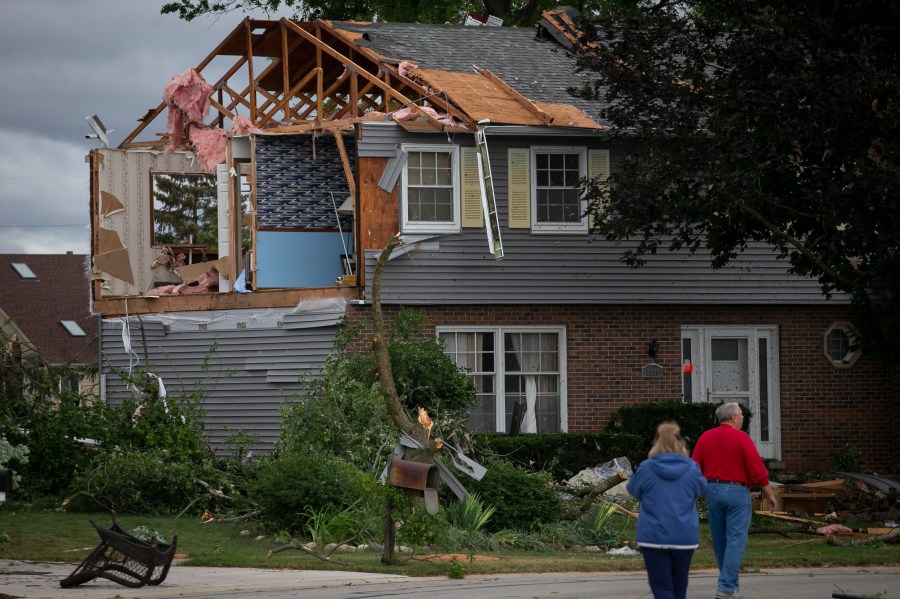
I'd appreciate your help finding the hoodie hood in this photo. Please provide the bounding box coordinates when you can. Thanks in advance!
[647,453,695,481]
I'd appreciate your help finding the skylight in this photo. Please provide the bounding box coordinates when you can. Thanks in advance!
[11,263,36,279]
[61,320,87,337]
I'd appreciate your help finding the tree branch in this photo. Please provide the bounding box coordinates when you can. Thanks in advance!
[738,200,856,289]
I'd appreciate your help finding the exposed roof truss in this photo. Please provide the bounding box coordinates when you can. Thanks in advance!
[121,18,479,148]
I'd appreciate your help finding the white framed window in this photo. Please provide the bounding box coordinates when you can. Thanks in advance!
[823,321,860,367]
[531,146,588,233]
[58,373,80,394]
[400,144,460,233]
[439,326,567,434]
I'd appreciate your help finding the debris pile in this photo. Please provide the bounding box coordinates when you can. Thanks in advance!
[752,473,899,546]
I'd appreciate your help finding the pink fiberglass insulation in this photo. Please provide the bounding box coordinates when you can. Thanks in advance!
[391,105,461,128]
[148,267,219,296]
[189,126,227,173]
[398,61,419,78]
[231,114,262,136]
[189,115,262,173]
[163,68,213,152]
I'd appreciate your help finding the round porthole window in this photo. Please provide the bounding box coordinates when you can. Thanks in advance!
[823,322,860,367]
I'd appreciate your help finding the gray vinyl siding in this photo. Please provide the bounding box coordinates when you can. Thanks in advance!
[360,124,843,306]
[100,307,341,454]
[364,235,835,304]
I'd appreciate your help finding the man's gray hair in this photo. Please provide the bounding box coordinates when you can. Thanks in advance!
[716,402,742,423]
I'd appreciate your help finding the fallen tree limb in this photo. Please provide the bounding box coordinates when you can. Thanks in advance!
[205,510,261,523]
[826,528,900,547]
[569,473,630,516]
[266,543,351,566]
[749,528,819,537]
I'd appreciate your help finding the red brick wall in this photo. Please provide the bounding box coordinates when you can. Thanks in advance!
[345,303,894,471]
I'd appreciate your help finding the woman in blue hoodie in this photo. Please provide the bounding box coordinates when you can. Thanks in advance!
[626,422,708,599]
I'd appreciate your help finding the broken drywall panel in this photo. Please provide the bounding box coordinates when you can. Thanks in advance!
[100,191,125,217]
[94,149,220,298]
[94,227,135,285]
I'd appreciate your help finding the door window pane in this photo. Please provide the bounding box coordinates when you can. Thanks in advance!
[758,343,769,441]
[711,338,749,392]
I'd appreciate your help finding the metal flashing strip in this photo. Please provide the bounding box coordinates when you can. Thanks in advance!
[122,308,296,333]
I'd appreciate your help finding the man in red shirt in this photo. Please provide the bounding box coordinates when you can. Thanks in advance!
[692,402,777,599]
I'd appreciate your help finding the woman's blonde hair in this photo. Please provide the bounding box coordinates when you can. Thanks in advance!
[648,421,688,457]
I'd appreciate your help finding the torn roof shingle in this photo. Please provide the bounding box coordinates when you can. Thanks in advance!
[330,21,606,124]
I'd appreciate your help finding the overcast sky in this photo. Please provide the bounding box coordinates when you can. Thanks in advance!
[0,0,290,255]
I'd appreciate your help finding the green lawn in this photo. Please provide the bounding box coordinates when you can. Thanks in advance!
[1,506,897,576]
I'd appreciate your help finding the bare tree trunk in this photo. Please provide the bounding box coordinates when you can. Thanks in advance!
[371,234,424,445]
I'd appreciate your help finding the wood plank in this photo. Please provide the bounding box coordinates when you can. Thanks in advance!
[331,129,356,201]
[753,511,828,526]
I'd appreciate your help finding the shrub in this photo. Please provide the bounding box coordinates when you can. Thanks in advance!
[474,432,643,481]
[580,500,622,548]
[69,448,205,515]
[445,528,498,551]
[385,308,476,422]
[394,492,450,548]
[279,361,395,473]
[605,401,754,463]
[464,459,562,531]
[248,454,372,532]
[446,492,495,532]
[491,528,550,551]
[303,501,379,545]
[0,435,29,490]
[530,520,583,549]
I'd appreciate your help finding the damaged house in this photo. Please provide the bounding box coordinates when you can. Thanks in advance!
[89,10,897,470]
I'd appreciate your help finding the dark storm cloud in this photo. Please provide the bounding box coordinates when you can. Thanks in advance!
[0,0,286,253]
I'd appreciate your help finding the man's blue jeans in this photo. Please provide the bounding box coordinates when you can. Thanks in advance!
[706,482,751,593]
[640,546,694,599]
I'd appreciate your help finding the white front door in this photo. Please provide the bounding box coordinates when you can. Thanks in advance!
[682,326,781,460]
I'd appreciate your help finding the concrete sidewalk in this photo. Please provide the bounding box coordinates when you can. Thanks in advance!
[0,560,413,599]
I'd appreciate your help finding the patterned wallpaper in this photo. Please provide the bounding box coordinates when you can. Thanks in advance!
[255,134,355,230]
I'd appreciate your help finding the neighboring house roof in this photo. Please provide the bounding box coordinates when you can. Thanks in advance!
[0,253,98,365]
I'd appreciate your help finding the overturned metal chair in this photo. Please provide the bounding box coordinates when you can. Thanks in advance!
[60,518,177,588]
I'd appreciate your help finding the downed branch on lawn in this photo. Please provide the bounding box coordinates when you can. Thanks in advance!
[826,527,900,547]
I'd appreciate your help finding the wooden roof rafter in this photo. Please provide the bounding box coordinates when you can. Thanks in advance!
[315,20,476,129]
[119,18,258,148]
[119,16,498,149]
[280,20,449,131]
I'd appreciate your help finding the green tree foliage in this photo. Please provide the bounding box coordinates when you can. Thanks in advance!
[577,0,900,359]
[152,173,217,247]
[161,0,627,27]
[278,310,476,472]
[0,329,106,499]
[1,326,222,509]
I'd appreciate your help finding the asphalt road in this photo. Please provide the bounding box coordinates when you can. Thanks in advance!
[2,561,898,599]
